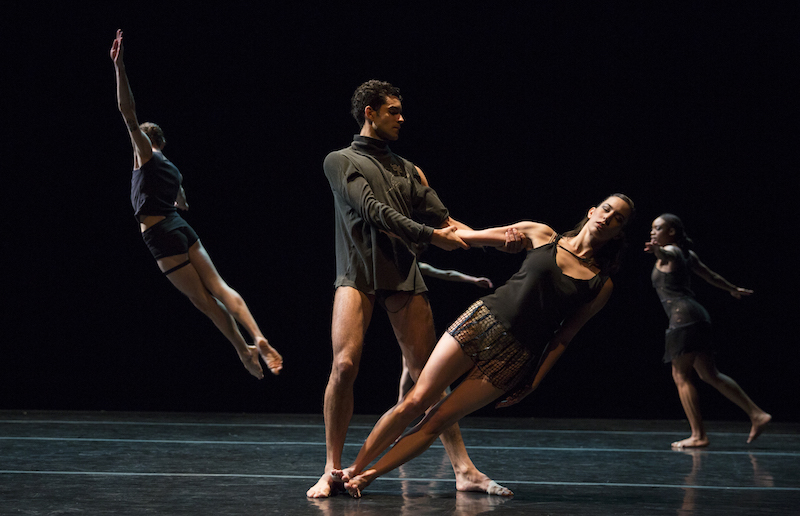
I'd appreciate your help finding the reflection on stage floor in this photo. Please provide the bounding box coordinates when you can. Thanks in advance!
[1,411,798,515]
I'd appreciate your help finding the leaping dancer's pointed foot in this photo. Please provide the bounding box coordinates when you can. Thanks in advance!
[748,413,772,444]
[239,345,264,379]
[255,337,283,375]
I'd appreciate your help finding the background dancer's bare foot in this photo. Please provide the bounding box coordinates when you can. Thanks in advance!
[748,412,772,443]
[256,337,283,375]
[671,436,709,449]
[456,471,513,496]
[238,345,264,379]
[307,472,343,498]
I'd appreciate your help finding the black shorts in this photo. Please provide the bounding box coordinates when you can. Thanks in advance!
[141,215,199,260]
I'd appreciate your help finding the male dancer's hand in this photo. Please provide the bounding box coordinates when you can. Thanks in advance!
[431,226,469,251]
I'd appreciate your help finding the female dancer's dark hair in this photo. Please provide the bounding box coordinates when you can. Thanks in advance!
[657,213,694,251]
[563,193,635,274]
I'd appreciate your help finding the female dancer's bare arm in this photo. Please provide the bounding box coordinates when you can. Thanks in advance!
[458,222,554,249]
[644,242,679,263]
[689,250,753,299]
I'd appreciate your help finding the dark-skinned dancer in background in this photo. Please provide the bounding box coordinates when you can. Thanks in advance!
[646,213,770,448]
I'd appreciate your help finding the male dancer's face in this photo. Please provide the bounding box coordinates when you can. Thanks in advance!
[368,96,404,141]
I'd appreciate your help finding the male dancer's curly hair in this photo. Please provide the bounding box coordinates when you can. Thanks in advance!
[351,80,402,126]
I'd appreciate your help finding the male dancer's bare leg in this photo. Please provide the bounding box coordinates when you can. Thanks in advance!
[387,293,508,494]
[306,287,373,498]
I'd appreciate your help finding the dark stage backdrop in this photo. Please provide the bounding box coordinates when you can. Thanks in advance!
[3,3,797,422]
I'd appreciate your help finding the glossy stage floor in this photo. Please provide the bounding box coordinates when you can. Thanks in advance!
[1,411,798,515]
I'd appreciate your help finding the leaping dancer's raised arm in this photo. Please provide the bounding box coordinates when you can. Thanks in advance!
[110,29,153,169]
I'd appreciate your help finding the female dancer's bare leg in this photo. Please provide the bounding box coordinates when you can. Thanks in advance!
[344,372,509,498]
[671,352,708,448]
[335,333,475,480]
[692,352,771,443]
[333,333,511,497]
[387,294,502,494]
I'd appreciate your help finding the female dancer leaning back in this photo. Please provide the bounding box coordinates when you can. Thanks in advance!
[646,213,770,448]
[334,193,635,497]
[110,30,282,379]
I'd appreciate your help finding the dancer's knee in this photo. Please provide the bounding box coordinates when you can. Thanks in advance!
[396,393,432,421]
[421,409,457,437]
[187,290,220,316]
[671,361,694,386]
[330,354,360,386]
[696,368,723,386]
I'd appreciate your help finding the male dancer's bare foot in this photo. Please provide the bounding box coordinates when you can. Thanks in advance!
[341,468,512,498]
[307,472,344,498]
[238,345,264,379]
[748,412,772,443]
[255,336,283,375]
[671,436,709,449]
[455,470,513,496]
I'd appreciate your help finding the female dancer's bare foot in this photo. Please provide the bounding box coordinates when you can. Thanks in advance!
[238,345,264,379]
[330,467,356,483]
[748,412,772,443]
[255,337,283,375]
[344,470,377,498]
[671,436,709,449]
[456,471,513,496]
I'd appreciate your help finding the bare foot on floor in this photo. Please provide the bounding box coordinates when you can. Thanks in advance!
[748,412,772,443]
[344,470,376,498]
[671,436,709,449]
[255,337,283,375]
[307,472,344,498]
[330,467,356,483]
[456,471,513,496]
[238,345,264,379]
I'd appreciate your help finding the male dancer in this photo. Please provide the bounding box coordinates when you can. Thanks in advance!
[307,80,511,498]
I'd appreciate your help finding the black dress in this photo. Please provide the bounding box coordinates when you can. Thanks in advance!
[651,249,712,362]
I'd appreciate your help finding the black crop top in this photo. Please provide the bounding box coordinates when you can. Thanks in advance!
[131,152,181,218]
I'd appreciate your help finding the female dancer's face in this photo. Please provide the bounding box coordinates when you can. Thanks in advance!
[650,217,675,245]
[587,196,631,241]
